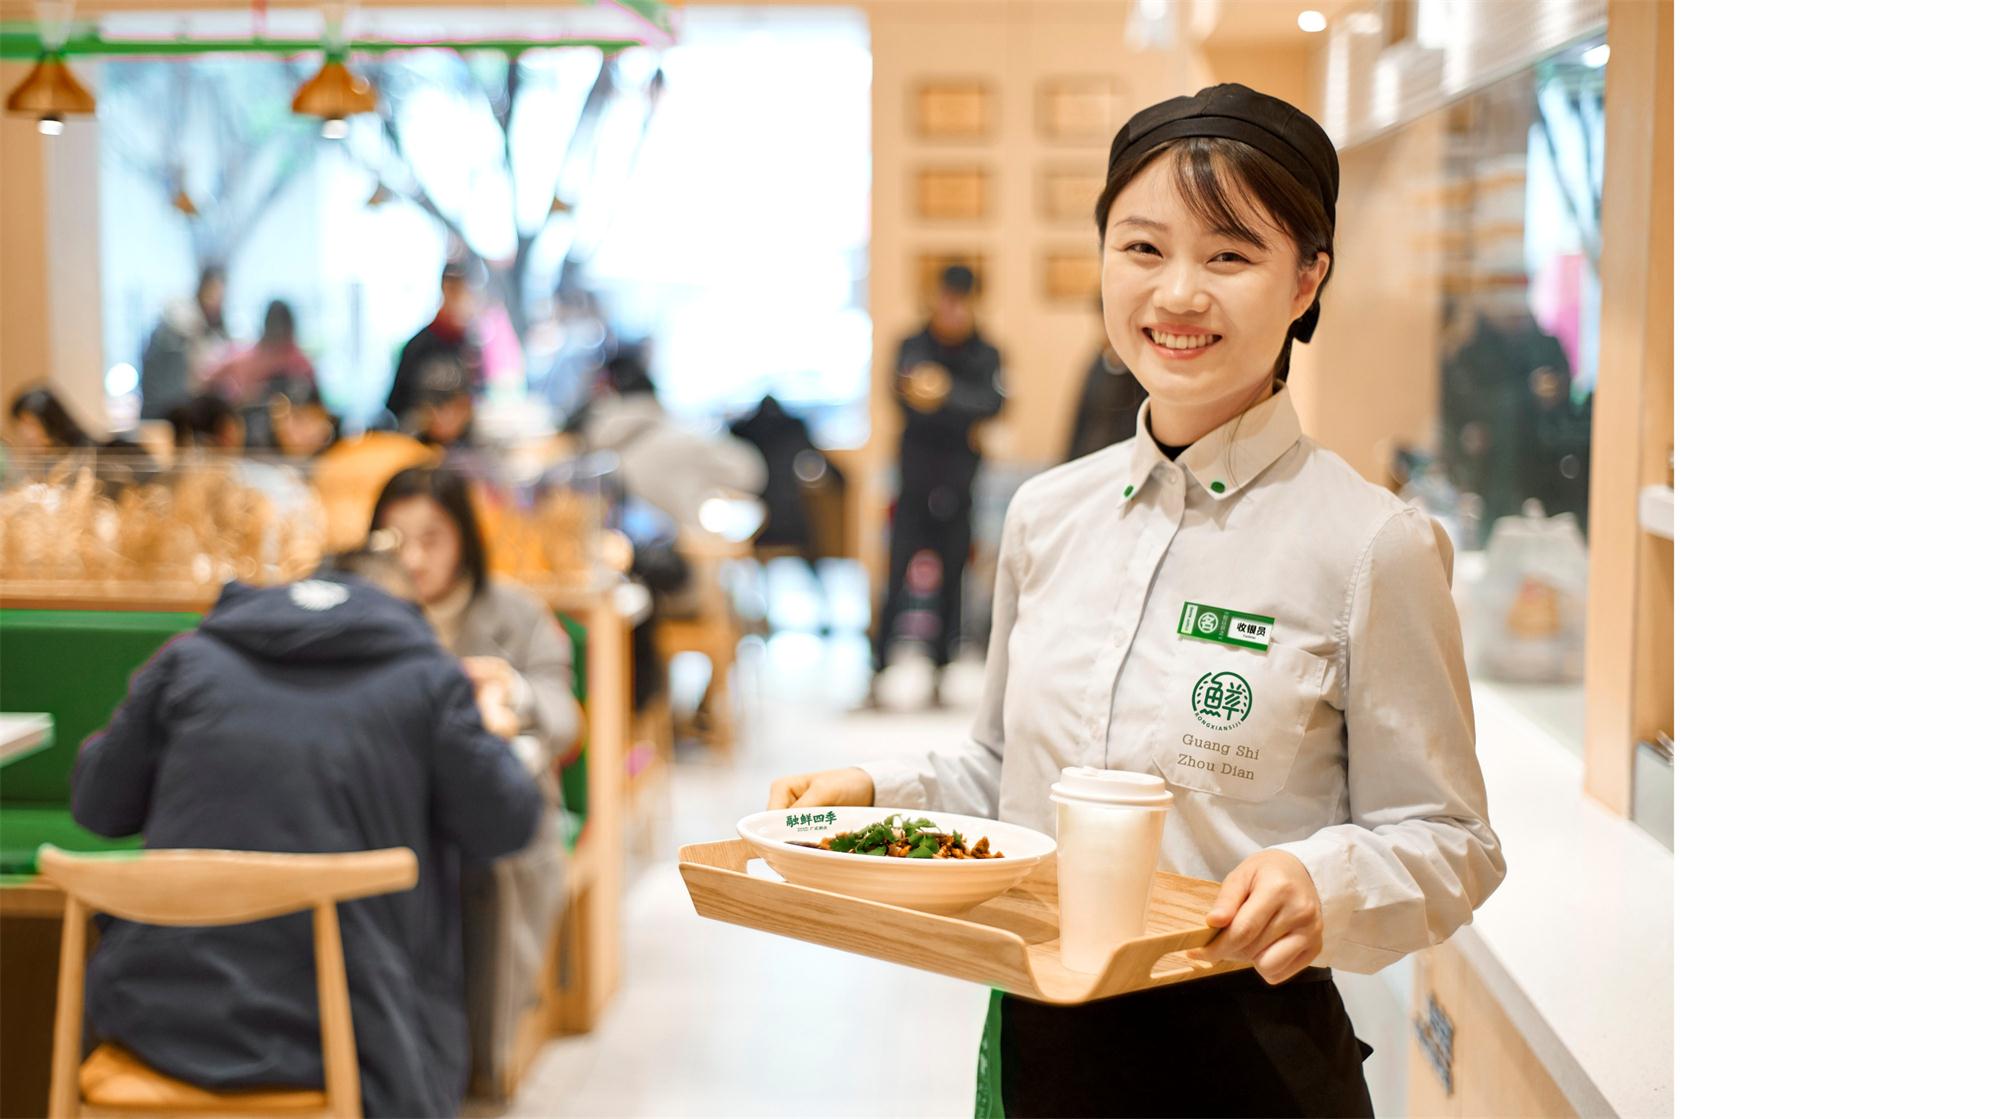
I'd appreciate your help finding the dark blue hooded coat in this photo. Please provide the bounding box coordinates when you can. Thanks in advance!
[70,575,543,1118]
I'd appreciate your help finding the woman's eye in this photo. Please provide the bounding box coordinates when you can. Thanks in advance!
[1123,242,1160,256]
[1213,251,1249,264]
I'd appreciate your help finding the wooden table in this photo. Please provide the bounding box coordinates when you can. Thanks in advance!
[0,713,53,765]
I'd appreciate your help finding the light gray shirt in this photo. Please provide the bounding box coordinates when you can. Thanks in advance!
[863,386,1505,973]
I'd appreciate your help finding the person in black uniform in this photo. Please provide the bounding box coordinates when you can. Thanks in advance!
[864,264,1005,707]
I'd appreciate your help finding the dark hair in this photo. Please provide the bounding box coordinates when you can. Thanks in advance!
[168,394,241,448]
[1094,136,1335,382]
[196,264,227,294]
[319,541,415,601]
[368,466,490,595]
[939,264,978,296]
[9,387,94,448]
[261,300,296,346]
[602,350,656,397]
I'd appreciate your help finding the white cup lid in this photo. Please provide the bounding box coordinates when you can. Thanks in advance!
[1050,766,1173,808]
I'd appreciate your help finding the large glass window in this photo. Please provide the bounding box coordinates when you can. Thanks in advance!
[94,7,872,444]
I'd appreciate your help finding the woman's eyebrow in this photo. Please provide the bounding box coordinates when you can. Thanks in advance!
[1115,216,1169,231]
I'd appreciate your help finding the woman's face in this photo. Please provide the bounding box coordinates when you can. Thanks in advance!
[1100,156,1328,436]
[9,414,52,451]
[274,404,333,457]
[378,496,464,605]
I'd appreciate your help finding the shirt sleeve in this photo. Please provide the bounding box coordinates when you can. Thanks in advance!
[71,640,184,838]
[859,500,1022,816]
[1272,506,1506,974]
[513,602,581,763]
[429,664,545,862]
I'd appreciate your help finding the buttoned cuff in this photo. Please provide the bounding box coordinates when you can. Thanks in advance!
[857,758,930,810]
[1270,835,1408,975]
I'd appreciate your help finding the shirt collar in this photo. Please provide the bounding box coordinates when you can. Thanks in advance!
[1119,385,1304,505]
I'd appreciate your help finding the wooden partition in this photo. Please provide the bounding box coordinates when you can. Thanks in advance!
[1583,0,1675,814]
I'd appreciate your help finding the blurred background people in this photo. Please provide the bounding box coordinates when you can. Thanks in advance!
[246,376,338,459]
[204,299,316,407]
[369,466,579,1097]
[729,392,846,573]
[1063,324,1148,462]
[139,264,229,421]
[166,394,245,453]
[7,386,97,453]
[68,548,543,1119]
[384,260,487,424]
[864,264,1004,708]
[570,348,767,534]
[402,354,479,449]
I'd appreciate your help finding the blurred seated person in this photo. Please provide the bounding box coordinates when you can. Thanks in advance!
[167,393,245,453]
[370,466,579,1095]
[399,355,477,449]
[7,385,97,452]
[246,376,337,460]
[571,349,766,533]
[70,545,543,1119]
[728,393,845,568]
[383,260,485,424]
[204,299,315,406]
[139,264,229,421]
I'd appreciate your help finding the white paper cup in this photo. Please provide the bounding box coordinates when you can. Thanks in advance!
[1049,767,1173,973]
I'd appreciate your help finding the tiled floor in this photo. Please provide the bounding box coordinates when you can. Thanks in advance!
[505,612,994,1117]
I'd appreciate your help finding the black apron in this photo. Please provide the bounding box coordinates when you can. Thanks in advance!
[980,966,1374,1118]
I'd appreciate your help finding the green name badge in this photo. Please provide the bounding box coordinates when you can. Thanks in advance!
[1176,601,1274,651]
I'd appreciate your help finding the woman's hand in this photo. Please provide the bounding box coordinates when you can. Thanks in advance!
[1189,849,1325,984]
[474,682,522,740]
[767,767,876,811]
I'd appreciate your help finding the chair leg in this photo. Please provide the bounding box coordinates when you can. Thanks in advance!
[313,903,363,1119]
[46,896,86,1119]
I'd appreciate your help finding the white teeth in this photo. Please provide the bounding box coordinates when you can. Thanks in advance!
[1148,329,1217,350]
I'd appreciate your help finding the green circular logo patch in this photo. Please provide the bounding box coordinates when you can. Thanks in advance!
[1191,670,1253,731]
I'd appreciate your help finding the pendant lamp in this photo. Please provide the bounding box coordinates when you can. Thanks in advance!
[6,53,94,135]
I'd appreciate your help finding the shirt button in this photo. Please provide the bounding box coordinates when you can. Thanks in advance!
[1210,480,1226,493]
[1122,484,1134,498]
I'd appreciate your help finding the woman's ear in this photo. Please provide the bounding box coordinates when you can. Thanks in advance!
[1294,251,1332,319]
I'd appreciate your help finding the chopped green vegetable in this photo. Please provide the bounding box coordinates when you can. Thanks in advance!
[787,813,1005,860]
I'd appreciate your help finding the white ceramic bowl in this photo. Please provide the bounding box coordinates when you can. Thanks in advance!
[738,806,1056,915]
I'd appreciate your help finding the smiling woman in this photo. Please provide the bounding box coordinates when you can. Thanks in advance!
[768,82,1503,1119]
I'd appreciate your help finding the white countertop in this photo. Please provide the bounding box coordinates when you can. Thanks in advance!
[0,712,54,765]
[1458,684,1674,1118]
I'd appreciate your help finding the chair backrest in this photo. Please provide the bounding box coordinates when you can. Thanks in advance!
[43,847,417,1119]
[37,847,417,925]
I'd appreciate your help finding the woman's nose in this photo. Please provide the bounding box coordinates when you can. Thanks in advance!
[1153,260,1210,314]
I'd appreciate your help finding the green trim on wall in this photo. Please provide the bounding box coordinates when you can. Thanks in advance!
[0,29,650,61]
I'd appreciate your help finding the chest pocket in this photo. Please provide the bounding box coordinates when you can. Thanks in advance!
[1147,638,1333,802]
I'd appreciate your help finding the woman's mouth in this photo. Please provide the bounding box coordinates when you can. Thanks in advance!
[1144,327,1221,359]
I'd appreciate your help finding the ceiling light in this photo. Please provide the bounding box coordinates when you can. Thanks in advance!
[1298,11,1328,33]
[1583,43,1610,68]
[6,54,95,132]
[294,56,375,132]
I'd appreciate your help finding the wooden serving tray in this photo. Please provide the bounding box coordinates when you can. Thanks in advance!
[678,839,1248,1005]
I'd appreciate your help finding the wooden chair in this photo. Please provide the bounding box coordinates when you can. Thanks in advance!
[39,846,419,1119]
